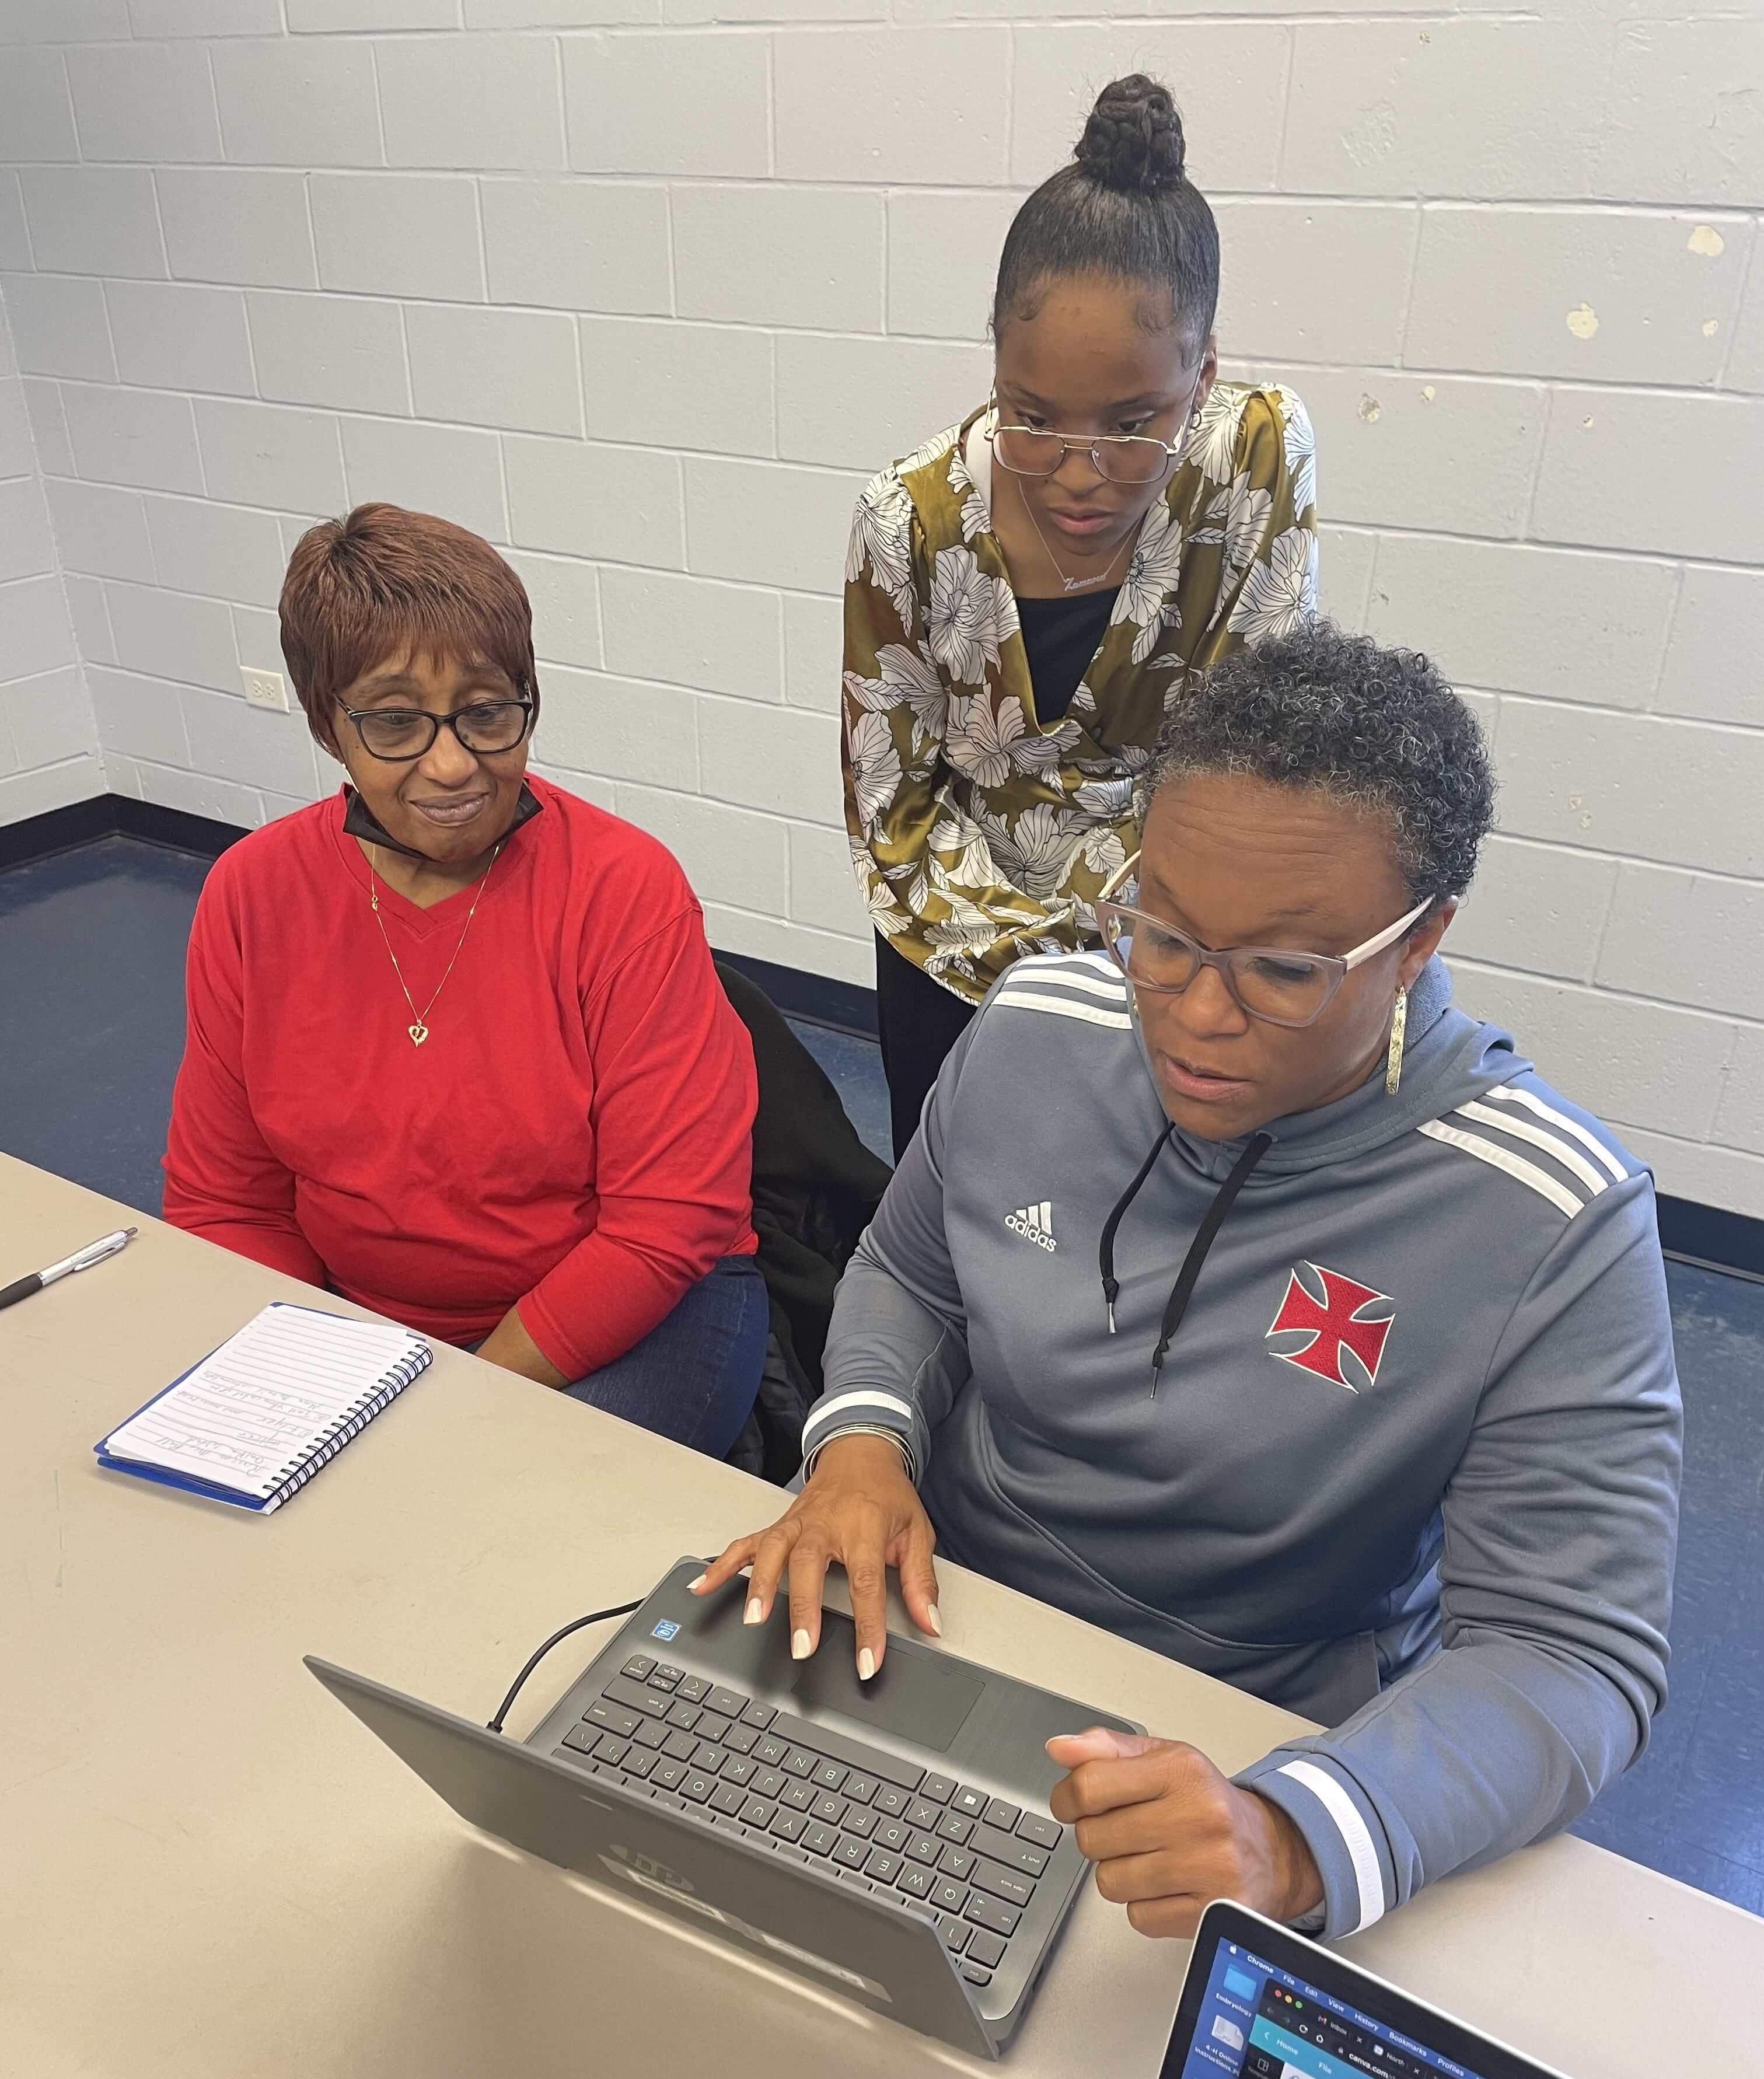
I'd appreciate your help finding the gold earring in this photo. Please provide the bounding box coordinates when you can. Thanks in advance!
[1384,984,1409,1098]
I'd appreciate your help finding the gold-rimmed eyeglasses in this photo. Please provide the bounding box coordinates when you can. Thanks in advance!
[984,377,1204,485]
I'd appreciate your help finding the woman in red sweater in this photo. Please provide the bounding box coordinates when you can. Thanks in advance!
[162,503,766,1456]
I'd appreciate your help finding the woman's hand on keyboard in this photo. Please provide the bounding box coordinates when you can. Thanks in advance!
[691,1435,942,1682]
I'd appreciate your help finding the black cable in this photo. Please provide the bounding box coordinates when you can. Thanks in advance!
[486,1599,644,1735]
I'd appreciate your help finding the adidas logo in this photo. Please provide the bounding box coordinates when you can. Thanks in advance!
[1005,1200,1057,1252]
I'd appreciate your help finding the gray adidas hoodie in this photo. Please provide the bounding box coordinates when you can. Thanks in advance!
[805,951,1681,1941]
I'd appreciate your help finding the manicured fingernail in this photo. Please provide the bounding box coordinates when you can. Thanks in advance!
[688,1573,707,1592]
[857,1648,876,1682]
[745,1597,763,1625]
[926,1605,943,1637]
[792,1628,812,1660]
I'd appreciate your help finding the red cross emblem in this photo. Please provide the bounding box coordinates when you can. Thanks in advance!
[1266,1263,1395,1393]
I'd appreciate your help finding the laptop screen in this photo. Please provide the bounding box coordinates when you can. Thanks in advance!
[1161,1904,1563,2079]
[1172,1935,1490,2079]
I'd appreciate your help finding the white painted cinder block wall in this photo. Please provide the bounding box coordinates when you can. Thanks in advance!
[0,2,1760,1215]
[0,291,101,817]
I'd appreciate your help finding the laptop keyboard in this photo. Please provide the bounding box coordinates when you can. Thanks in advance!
[554,1653,1066,1991]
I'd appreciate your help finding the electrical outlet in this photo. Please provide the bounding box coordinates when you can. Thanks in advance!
[242,666,290,713]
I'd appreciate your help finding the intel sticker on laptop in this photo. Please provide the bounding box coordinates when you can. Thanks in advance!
[651,1619,681,1641]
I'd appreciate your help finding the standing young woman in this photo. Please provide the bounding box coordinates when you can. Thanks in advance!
[843,74,1318,1154]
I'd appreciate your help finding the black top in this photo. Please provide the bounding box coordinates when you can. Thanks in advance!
[1017,586,1120,726]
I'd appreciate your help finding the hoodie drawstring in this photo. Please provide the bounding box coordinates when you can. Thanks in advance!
[1098,1127,1274,1397]
[1098,1123,1173,1334]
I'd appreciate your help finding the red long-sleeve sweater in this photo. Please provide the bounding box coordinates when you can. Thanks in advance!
[162,778,758,1378]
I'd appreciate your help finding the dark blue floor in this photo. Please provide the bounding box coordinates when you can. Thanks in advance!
[5,836,1762,1916]
[0,838,213,1214]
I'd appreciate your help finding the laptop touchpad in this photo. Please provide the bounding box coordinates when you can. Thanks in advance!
[791,1607,983,1752]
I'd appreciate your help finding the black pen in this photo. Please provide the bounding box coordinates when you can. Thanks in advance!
[0,1226,138,1311]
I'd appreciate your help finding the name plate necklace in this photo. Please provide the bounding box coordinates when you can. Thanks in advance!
[1014,467,1144,596]
[368,840,504,1046]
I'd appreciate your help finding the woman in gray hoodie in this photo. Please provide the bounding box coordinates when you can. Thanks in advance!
[696,622,1681,1948]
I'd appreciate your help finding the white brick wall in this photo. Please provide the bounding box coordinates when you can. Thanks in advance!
[0,5,1759,1215]
[106,280,255,395]
[0,301,102,823]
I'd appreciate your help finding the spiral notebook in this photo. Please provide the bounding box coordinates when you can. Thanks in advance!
[94,1301,432,1514]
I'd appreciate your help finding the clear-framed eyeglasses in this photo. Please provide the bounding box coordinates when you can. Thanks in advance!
[1093,852,1433,1029]
[984,375,1204,487]
[339,698,533,763]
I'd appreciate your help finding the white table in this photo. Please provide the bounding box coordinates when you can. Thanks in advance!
[3,1153,1758,2077]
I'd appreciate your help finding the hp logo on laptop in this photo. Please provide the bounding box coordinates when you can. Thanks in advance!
[651,1619,681,1641]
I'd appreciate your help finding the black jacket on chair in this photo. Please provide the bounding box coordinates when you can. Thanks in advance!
[716,963,893,1484]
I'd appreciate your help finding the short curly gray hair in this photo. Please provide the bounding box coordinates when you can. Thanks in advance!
[1144,621,1496,904]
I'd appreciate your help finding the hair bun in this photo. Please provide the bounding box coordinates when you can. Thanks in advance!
[1075,74,1186,192]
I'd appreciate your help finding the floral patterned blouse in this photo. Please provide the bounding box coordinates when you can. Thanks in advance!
[841,382,1318,1004]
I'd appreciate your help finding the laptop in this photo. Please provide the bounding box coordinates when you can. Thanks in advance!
[1162,1900,1575,2079]
[306,1554,1141,2060]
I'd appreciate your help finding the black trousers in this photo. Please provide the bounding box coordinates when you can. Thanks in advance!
[874,934,978,1160]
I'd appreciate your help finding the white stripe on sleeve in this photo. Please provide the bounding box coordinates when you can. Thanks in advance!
[800,1389,918,1447]
[1417,1119,1585,1218]
[1454,1100,1611,1199]
[1486,1084,1627,1182]
[1007,969,1130,1003]
[1033,951,1123,980]
[1277,1759,1388,1934]
[995,990,1133,1030]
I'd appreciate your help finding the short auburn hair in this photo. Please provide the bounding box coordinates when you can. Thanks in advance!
[279,503,537,755]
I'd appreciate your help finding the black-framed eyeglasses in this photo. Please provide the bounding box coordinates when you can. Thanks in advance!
[340,698,533,762]
[1093,852,1433,1029]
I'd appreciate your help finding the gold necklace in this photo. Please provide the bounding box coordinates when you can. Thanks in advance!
[1015,474,1140,596]
[1004,385,1204,595]
[366,841,503,1046]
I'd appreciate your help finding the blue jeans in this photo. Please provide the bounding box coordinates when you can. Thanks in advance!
[558,1255,767,1458]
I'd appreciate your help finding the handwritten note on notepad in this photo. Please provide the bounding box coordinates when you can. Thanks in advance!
[96,1302,432,1512]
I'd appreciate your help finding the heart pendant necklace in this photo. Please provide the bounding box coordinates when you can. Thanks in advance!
[368,840,504,1047]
